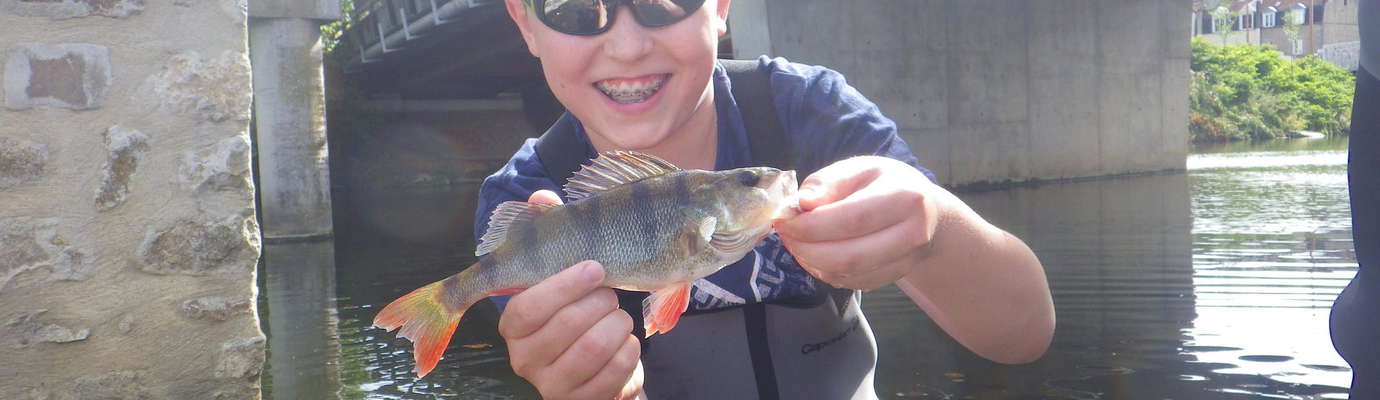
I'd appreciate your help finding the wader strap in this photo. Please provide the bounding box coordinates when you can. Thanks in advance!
[744,303,781,400]
[719,59,796,173]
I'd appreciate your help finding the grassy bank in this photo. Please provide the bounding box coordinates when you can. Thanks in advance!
[1189,37,1355,143]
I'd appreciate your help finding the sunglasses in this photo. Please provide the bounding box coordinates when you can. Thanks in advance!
[528,0,709,36]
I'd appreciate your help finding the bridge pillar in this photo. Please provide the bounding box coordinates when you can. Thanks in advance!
[249,0,340,240]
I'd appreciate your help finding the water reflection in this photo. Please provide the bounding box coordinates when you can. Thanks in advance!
[260,139,1355,399]
[330,187,536,399]
[868,172,1197,399]
[262,241,344,399]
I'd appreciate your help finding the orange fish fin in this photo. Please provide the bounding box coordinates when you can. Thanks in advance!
[373,278,472,378]
[641,282,692,338]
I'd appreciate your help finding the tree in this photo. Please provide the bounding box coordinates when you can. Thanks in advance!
[1206,0,1237,45]
[1282,8,1302,56]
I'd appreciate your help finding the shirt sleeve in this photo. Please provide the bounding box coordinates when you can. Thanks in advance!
[761,56,937,183]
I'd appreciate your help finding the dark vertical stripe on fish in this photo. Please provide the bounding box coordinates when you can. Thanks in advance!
[515,219,542,279]
[476,256,498,291]
[440,274,464,310]
[672,172,691,206]
[582,197,603,260]
[630,181,658,262]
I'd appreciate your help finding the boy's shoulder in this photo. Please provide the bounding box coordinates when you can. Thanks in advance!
[740,56,929,181]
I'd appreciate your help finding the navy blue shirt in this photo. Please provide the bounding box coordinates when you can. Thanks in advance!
[475,56,934,311]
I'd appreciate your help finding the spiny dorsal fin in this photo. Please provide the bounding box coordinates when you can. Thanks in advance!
[564,151,680,201]
[477,201,557,256]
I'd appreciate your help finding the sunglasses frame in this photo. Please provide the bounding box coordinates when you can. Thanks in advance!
[529,0,709,36]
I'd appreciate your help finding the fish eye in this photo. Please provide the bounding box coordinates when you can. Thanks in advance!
[736,170,760,187]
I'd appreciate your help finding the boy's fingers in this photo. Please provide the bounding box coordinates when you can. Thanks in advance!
[510,288,620,374]
[499,260,604,339]
[796,159,879,211]
[777,187,911,243]
[528,189,564,205]
[544,308,635,390]
[780,219,925,290]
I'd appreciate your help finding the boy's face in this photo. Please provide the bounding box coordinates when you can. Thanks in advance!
[505,0,732,151]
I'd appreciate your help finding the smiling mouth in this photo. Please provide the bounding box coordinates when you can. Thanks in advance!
[594,74,669,104]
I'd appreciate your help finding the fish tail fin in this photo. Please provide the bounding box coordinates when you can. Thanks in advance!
[373,269,479,378]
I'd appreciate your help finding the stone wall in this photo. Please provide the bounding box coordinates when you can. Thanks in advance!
[730,0,1191,185]
[0,0,262,397]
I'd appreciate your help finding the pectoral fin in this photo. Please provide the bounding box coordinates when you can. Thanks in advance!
[642,282,692,337]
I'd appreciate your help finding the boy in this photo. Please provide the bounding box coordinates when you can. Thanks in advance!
[478,0,1055,398]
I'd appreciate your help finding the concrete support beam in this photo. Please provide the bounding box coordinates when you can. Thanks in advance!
[727,0,774,58]
[758,0,1190,185]
[250,17,334,240]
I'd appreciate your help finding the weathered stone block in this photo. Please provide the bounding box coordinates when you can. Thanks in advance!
[4,310,89,347]
[1,218,90,293]
[95,126,149,211]
[180,296,250,321]
[116,312,134,334]
[4,44,111,110]
[0,137,49,189]
[180,136,251,194]
[215,336,264,379]
[1,0,142,19]
[136,216,259,275]
[149,51,252,122]
[69,371,149,399]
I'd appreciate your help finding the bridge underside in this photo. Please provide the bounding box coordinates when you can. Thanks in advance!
[338,1,540,100]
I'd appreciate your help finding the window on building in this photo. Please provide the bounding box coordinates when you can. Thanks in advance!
[1314,5,1325,23]
[1263,7,1277,28]
[1292,4,1307,25]
[1293,39,1304,55]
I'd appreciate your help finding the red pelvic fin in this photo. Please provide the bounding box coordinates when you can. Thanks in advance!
[642,282,692,338]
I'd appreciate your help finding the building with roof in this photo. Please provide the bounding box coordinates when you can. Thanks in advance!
[1192,0,1361,69]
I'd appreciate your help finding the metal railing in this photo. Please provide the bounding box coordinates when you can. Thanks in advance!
[344,0,499,64]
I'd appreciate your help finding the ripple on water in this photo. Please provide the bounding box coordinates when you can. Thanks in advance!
[1238,355,1295,363]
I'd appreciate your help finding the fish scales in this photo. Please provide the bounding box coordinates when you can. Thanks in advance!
[481,171,722,291]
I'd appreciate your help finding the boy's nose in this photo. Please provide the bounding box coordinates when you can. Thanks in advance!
[601,5,653,62]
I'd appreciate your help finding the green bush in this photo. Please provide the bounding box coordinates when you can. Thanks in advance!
[1189,37,1355,142]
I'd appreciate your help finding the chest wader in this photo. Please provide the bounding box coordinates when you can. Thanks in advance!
[534,59,879,400]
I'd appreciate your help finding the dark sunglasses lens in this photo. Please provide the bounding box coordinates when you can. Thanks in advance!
[541,0,610,34]
[630,0,702,26]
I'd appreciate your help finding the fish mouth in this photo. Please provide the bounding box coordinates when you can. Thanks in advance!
[767,170,800,220]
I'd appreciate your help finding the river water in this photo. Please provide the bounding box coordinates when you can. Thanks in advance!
[259,137,1355,399]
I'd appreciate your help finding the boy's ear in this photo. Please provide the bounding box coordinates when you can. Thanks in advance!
[714,0,732,36]
[505,0,542,58]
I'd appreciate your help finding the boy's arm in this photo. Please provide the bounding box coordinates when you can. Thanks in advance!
[774,156,1054,364]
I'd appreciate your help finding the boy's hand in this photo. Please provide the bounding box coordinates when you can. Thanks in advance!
[497,191,645,400]
[774,156,944,290]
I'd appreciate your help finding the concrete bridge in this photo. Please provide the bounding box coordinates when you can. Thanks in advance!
[329,0,1189,193]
